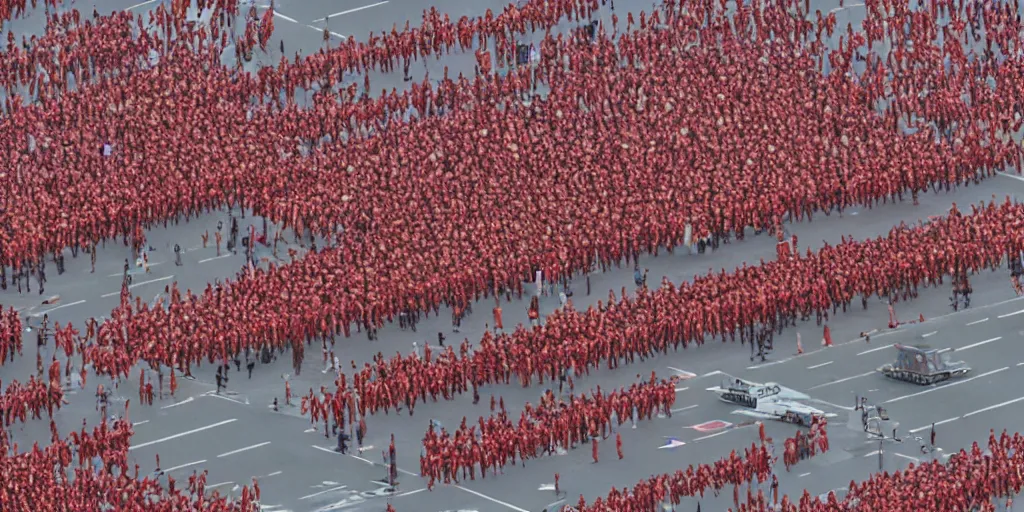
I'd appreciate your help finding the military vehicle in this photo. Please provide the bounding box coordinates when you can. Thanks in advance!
[876,344,970,385]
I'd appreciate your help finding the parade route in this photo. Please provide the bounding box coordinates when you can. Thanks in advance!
[2,0,1024,510]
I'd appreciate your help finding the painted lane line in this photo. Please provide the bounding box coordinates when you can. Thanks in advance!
[314,1,389,22]
[300,485,348,500]
[31,300,87,317]
[966,318,989,326]
[799,472,812,477]
[962,396,1024,418]
[671,404,699,413]
[273,11,299,23]
[305,24,347,39]
[101,275,174,297]
[130,419,237,450]
[161,397,194,409]
[163,460,207,473]
[693,430,734,442]
[455,485,530,512]
[1018,362,1024,367]
[204,393,248,405]
[807,361,833,370]
[921,331,938,338]
[864,450,881,457]
[396,488,427,498]
[199,254,232,264]
[747,357,793,370]
[217,441,271,458]
[809,371,874,390]
[885,367,1009,404]
[674,387,689,392]
[207,481,234,489]
[998,171,1024,183]
[997,308,1024,319]
[829,2,864,13]
[667,367,698,379]
[126,0,157,10]
[893,453,920,463]
[958,337,1002,351]
[265,471,283,477]
[857,344,893,356]
[132,420,149,426]
[909,417,961,434]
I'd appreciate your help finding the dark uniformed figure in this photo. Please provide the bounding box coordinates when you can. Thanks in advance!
[215,367,224,394]
[246,360,255,379]
[174,244,182,266]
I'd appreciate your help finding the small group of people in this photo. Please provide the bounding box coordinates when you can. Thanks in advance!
[569,439,777,511]
[0,307,22,365]
[419,378,677,488]
[782,418,829,471]
[0,412,261,511]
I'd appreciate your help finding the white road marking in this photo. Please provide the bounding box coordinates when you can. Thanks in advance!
[884,367,1009,404]
[799,472,811,477]
[809,371,874,390]
[304,24,347,39]
[129,419,237,450]
[958,337,1002,351]
[396,488,427,497]
[160,397,194,409]
[966,318,989,326]
[314,1,388,22]
[749,358,794,370]
[830,2,864,13]
[667,367,697,379]
[864,450,881,457]
[107,262,165,277]
[349,453,376,465]
[538,484,555,491]
[857,344,893,356]
[199,254,232,264]
[300,485,348,500]
[1018,362,1024,367]
[455,485,530,512]
[909,417,961,434]
[30,300,87,317]
[671,404,699,413]
[674,387,689,392]
[217,441,271,458]
[204,393,248,405]
[808,399,855,411]
[132,420,149,426]
[304,428,317,433]
[163,460,207,473]
[693,430,734,442]
[997,308,1024,319]
[893,453,920,463]
[265,471,283,477]
[807,361,833,369]
[998,171,1024,183]
[702,371,724,378]
[962,396,1024,418]
[101,275,174,297]
[125,0,157,10]
[274,11,299,23]
[921,331,938,338]
[207,481,234,489]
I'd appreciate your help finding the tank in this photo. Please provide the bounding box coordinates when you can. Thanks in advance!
[877,344,970,385]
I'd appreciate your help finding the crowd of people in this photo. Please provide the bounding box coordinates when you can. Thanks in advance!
[0,306,21,365]
[1,0,1024,509]
[419,378,676,487]
[77,198,1024,419]
[0,355,64,426]
[0,413,261,511]
[568,436,783,511]
[4,0,1021,339]
[782,418,828,471]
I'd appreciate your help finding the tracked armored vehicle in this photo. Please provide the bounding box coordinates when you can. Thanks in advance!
[877,344,970,385]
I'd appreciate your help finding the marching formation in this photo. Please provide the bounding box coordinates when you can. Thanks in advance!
[1,0,1024,508]
[420,378,677,487]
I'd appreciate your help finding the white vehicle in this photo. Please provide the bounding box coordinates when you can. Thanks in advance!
[708,376,810,409]
[731,399,836,426]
